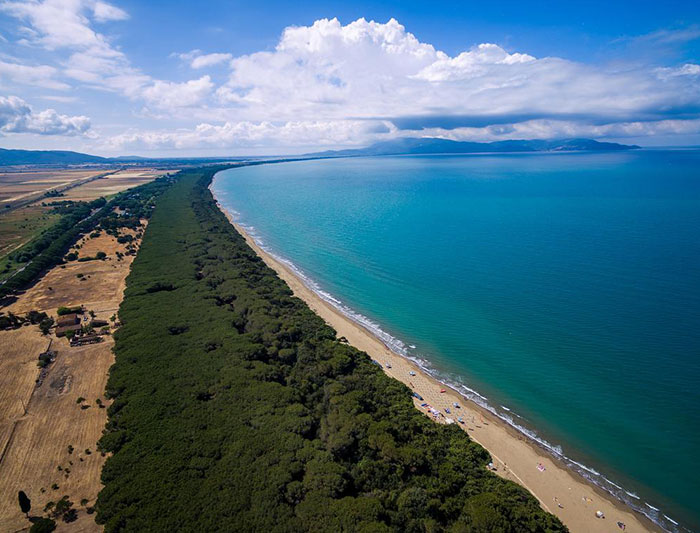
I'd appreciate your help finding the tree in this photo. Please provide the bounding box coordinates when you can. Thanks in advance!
[30,518,56,533]
[18,490,31,517]
[39,317,54,335]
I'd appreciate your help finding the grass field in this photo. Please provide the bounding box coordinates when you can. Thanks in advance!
[0,205,60,258]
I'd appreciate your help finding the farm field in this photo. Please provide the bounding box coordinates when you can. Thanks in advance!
[0,226,145,532]
[0,205,60,258]
[0,170,112,206]
[59,169,173,201]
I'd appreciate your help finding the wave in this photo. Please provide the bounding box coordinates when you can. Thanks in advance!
[211,184,687,533]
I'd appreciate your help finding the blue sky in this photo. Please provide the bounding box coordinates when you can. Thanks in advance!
[0,0,699,156]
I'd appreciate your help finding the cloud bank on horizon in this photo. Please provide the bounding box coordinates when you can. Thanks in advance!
[0,0,699,154]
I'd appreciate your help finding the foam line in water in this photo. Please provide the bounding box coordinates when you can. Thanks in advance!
[212,187,687,533]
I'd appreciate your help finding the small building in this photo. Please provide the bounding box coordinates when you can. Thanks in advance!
[56,314,79,327]
[55,324,81,337]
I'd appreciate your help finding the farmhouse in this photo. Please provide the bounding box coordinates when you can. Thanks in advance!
[56,313,80,327]
[55,324,81,337]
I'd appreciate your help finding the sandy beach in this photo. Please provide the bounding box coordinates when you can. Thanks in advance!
[216,200,662,533]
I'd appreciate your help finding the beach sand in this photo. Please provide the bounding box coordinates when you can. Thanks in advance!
[218,203,661,533]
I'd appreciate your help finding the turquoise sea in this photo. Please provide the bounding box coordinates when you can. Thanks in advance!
[212,150,700,532]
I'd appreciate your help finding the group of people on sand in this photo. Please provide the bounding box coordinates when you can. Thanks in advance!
[411,377,631,532]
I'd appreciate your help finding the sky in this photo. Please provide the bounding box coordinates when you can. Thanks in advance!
[0,0,699,156]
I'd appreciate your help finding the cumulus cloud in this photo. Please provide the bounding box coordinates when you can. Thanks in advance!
[413,43,535,82]
[0,95,90,135]
[141,76,214,107]
[215,17,700,128]
[2,9,700,150]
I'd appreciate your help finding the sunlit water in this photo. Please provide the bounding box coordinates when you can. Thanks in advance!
[212,150,700,531]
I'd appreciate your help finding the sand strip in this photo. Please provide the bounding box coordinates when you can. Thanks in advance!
[217,201,662,533]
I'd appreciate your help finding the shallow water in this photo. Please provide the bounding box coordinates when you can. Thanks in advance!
[212,150,700,531]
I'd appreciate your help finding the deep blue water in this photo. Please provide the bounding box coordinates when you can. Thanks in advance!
[212,150,700,531]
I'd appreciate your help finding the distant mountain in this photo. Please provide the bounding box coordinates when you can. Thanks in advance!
[1,138,640,166]
[0,148,108,166]
[110,155,148,161]
[308,138,640,157]
[0,148,249,167]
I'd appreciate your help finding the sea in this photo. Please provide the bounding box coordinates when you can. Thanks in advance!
[211,149,700,532]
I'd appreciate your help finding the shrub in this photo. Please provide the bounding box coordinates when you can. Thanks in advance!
[57,306,82,316]
[30,518,56,533]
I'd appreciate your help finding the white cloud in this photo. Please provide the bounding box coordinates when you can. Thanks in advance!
[178,50,232,69]
[413,118,700,142]
[92,0,128,22]
[1,0,113,49]
[212,17,700,129]
[1,10,700,151]
[414,43,535,82]
[0,58,69,89]
[0,95,90,135]
[656,63,700,79]
[1,0,211,111]
[39,94,78,102]
[141,76,214,107]
[102,119,394,151]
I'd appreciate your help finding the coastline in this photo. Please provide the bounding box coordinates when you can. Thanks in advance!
[213,194,663,533]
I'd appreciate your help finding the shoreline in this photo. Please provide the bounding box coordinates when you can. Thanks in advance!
[212,194,664,533]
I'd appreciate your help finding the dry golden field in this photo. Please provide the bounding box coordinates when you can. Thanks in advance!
[0,226,145,532]
[0,170,111,205]
[58,169,171,201]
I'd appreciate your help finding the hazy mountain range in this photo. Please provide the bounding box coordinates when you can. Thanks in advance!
[0,138,639,166]
[307,137,640,157]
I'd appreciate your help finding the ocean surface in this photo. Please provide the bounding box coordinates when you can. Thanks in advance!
[212,150,700,532]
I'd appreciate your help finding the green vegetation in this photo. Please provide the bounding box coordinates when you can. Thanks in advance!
[29,517,56,533]
[0,198,105,288]
[0,176,174,298]
[57,306,82,316]
[97,168,565,532]
[0,309,52,334]
[0,205,59,263]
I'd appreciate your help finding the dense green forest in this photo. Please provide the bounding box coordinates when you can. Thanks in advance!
[96,167,567,532]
